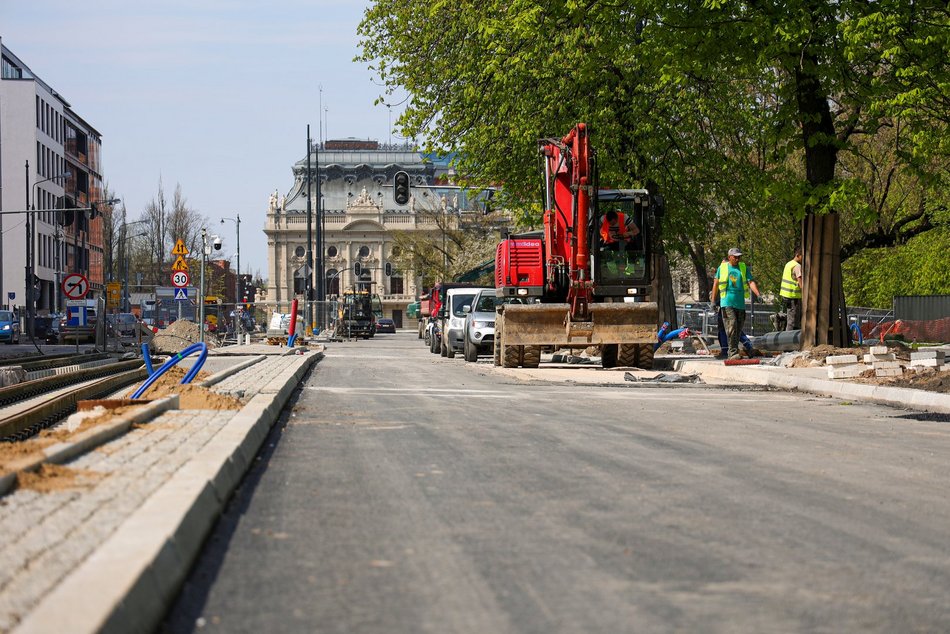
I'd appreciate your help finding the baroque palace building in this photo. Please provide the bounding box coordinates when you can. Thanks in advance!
[265,138,487,328]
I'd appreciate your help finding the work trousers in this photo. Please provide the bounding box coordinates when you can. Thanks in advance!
[717,308,752,354]
[783,297,802,331]
[722,307,746,358]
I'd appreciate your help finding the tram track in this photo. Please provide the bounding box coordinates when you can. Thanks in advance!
[0,361,151,441]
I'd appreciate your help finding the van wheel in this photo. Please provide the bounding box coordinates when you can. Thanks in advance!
[446,342,456,358]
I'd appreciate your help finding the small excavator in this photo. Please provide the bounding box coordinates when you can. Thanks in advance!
[493,123,664,369]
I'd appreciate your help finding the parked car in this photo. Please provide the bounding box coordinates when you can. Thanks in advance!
[107,313,139,341]
[44,314,62,344]
[0,310,20,345]
[375,317,396,334]
[441,287,490,358]
[462,291,497,362]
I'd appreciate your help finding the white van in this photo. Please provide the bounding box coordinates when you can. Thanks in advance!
[441,287,491,358]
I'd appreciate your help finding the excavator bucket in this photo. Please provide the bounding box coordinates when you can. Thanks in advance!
[497,302,658,365]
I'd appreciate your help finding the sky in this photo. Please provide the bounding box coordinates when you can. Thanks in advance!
[2,0,402,279]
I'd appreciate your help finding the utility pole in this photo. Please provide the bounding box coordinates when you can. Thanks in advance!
[306,125,313,333]
[315,135,323,328]
[199,228,207,344]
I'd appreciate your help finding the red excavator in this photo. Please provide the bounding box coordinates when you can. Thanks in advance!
[494,123,663,369]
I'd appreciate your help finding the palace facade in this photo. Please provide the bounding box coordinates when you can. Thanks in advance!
[265,139,485,328]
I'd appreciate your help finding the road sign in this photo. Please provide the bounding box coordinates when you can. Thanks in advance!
[106,282,121,307]
[171,271,190,288]
[172,255,189,271]
[62,273,89,300]
[174,287,188,301]
[7,292,13,300]
[171,239,189,255]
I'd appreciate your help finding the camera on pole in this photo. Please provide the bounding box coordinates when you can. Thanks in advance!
[393,171,410,206]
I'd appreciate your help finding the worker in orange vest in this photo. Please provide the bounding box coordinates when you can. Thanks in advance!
[600,210,640,276]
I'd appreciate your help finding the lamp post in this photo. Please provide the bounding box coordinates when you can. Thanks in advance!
[28,166,71,342]
[123,231,148,312]
[220,214,240,336]
[116,219,148,312]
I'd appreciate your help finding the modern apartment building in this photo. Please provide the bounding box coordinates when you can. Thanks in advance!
[0,38,105,318]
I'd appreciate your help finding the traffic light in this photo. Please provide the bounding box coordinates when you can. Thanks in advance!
[384,262,392,277]
[354,261,362,276]
[87,202,99,220]
[393,171,410,206]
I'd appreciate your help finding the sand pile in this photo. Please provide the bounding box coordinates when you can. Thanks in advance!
[151,320,220,353]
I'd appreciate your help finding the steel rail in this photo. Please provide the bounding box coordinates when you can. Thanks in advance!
[0,366,149,441]
[0,358,147,410]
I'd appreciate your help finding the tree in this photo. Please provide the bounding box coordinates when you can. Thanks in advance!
[134,179,206,289]
[387,193,505,289]
[359,0,950,346]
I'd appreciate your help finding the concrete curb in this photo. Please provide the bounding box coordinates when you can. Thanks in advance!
[14,351,323,634]
[674,359,950,414]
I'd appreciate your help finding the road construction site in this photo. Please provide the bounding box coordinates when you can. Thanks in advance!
[0,331,949,632]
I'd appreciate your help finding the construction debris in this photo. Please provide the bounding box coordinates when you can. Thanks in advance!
[149,320,220,354]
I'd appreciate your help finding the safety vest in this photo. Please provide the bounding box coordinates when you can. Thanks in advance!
[600,213,628,243]
[717,261,750,299]
[780,259,802,299]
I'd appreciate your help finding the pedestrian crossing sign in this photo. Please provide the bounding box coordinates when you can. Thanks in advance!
[174,287,188,301]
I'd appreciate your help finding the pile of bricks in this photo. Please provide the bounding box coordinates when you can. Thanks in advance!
[825,346,949,379]
[825,354,866,379]
[909,349,946,372]
[864,346,901,378]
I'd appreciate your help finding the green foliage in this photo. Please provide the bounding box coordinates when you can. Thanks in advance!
[843,227,950,308]
[359,0,950,309]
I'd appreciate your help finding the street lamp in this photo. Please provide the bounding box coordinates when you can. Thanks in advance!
[123,232,148,312]
[28,167,71,342]
[115,219,148,312]
[220,214,241,336]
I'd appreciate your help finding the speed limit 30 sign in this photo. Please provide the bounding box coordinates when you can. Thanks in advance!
[171,271,190,288]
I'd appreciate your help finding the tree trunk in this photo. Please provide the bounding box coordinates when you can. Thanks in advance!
[794,58,851,348]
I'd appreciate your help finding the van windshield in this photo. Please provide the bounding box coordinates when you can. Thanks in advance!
[451,294,476,317]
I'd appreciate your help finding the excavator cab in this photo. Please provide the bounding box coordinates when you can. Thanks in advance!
[592,189,653,299]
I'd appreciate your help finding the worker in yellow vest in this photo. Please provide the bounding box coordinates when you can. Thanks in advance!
[779,247,803,331]
[710,248,762,360]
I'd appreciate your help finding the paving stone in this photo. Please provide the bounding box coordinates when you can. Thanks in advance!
[828,363,867,379]
[872,361,901,370]
[825,354,859,366]
[911,350,945,361]
[868,345,889,355]
[875,368,902,377]
[863,353,896,363]
[909,358,943,368]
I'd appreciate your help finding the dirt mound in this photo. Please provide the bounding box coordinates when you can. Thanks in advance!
[123,366,242,409]
[151,320,220,353]
[852,367,950,394]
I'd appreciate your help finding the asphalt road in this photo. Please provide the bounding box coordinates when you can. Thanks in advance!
[165,331,950,633]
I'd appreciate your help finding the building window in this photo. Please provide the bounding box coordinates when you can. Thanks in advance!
[294,246,305,258]
[327,245,337,258]
[679,277,692,294]
[326,269,340,296]
[358,245,370,259]
[390,274,404,295]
